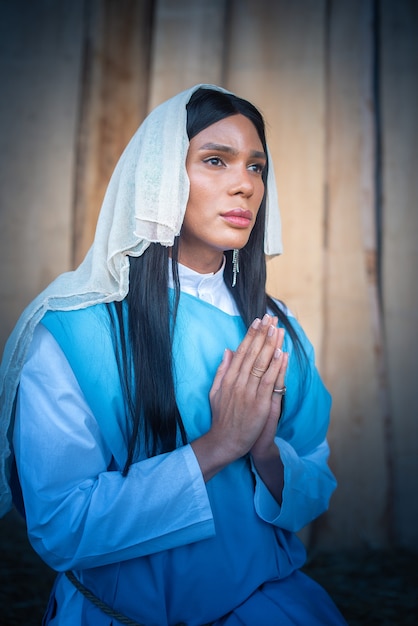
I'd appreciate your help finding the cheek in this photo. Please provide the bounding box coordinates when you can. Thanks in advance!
[187,175,214,212]
[254,181,265,210]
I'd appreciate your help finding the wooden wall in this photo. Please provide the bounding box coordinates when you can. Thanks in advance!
[1,0,417,551]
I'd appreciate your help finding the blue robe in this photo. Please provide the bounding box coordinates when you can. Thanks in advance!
[36,292,345,625]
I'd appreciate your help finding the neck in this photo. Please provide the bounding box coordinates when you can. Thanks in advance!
[175,247,224,275]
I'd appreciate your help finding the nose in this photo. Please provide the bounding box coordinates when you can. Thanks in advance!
[229,165,255,197]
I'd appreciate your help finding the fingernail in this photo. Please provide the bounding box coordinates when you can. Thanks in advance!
[252,318,261,329]
[274,348,282,359]
[268,325,275,337]
[262,313,270,326]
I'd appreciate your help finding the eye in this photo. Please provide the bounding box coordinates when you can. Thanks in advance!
[248,162,265,174]
[203,156,225,167]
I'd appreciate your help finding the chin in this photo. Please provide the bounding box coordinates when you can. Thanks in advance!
[228,236,251,251]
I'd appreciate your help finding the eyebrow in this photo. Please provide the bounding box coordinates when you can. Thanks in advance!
[198,142,267,160]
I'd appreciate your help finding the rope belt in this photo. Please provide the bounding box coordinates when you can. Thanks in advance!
[65,570,212,626]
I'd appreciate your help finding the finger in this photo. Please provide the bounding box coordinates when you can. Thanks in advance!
[251,337,285,398]
[210,349,234,398]
[245,323,283,389]
[275,348,288,381]
[275,326,285,350]
[271,351,289,401]
[252,325,284,377]
[238,315,280,380]
[227,314,275,379]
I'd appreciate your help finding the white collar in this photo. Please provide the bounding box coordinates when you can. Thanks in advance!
[168,256,226,291]
[168,257,240,316]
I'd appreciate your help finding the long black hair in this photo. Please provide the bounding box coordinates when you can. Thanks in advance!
[109,88,307,473]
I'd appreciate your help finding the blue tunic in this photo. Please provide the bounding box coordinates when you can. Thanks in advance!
[36,292,344,625]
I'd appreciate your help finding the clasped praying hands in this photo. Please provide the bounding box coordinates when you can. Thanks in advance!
[191,313,288,491]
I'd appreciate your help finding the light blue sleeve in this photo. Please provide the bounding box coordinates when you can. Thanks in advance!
[13,325,215,571]
[252,438,337,531]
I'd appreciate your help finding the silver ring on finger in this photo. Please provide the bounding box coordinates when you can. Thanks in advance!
[272,386,286,396]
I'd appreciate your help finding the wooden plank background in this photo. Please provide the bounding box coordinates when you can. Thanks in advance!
[380,0,418,549]
[320,0,389,549]
[0,0,83,350]
[0,0,417,551]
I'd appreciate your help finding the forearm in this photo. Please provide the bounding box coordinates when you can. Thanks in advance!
[190,434,230,483]
[250,443,284,505]
[253,438,337,531]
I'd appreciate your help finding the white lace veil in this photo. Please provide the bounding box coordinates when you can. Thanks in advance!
[0,83,282,516]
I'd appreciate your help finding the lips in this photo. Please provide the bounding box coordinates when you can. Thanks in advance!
[221,209,253,227]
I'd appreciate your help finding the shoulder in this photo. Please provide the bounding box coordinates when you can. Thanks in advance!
[42,302,110,329]
[41,303,112,344]
[40,304,116,373]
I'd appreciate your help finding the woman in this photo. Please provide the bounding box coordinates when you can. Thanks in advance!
[0,85,346,625]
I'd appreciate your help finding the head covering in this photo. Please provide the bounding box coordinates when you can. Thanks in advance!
[0,83,282,516]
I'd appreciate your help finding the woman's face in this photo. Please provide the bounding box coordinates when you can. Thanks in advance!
[179,113,266,273]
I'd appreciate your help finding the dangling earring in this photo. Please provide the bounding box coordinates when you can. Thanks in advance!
[232,249,240,287]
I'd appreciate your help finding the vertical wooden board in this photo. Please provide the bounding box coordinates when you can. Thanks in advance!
[73,0,153,266]
[0,1,84,354]
[320,0,389,548]
[147,0,227,110]
[380,0,418,548]
[225,0,327,359]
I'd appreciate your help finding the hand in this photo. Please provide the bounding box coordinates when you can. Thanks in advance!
[191,314,287,481]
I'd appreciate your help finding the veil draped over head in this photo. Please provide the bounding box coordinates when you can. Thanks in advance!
[0,83,283,516]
